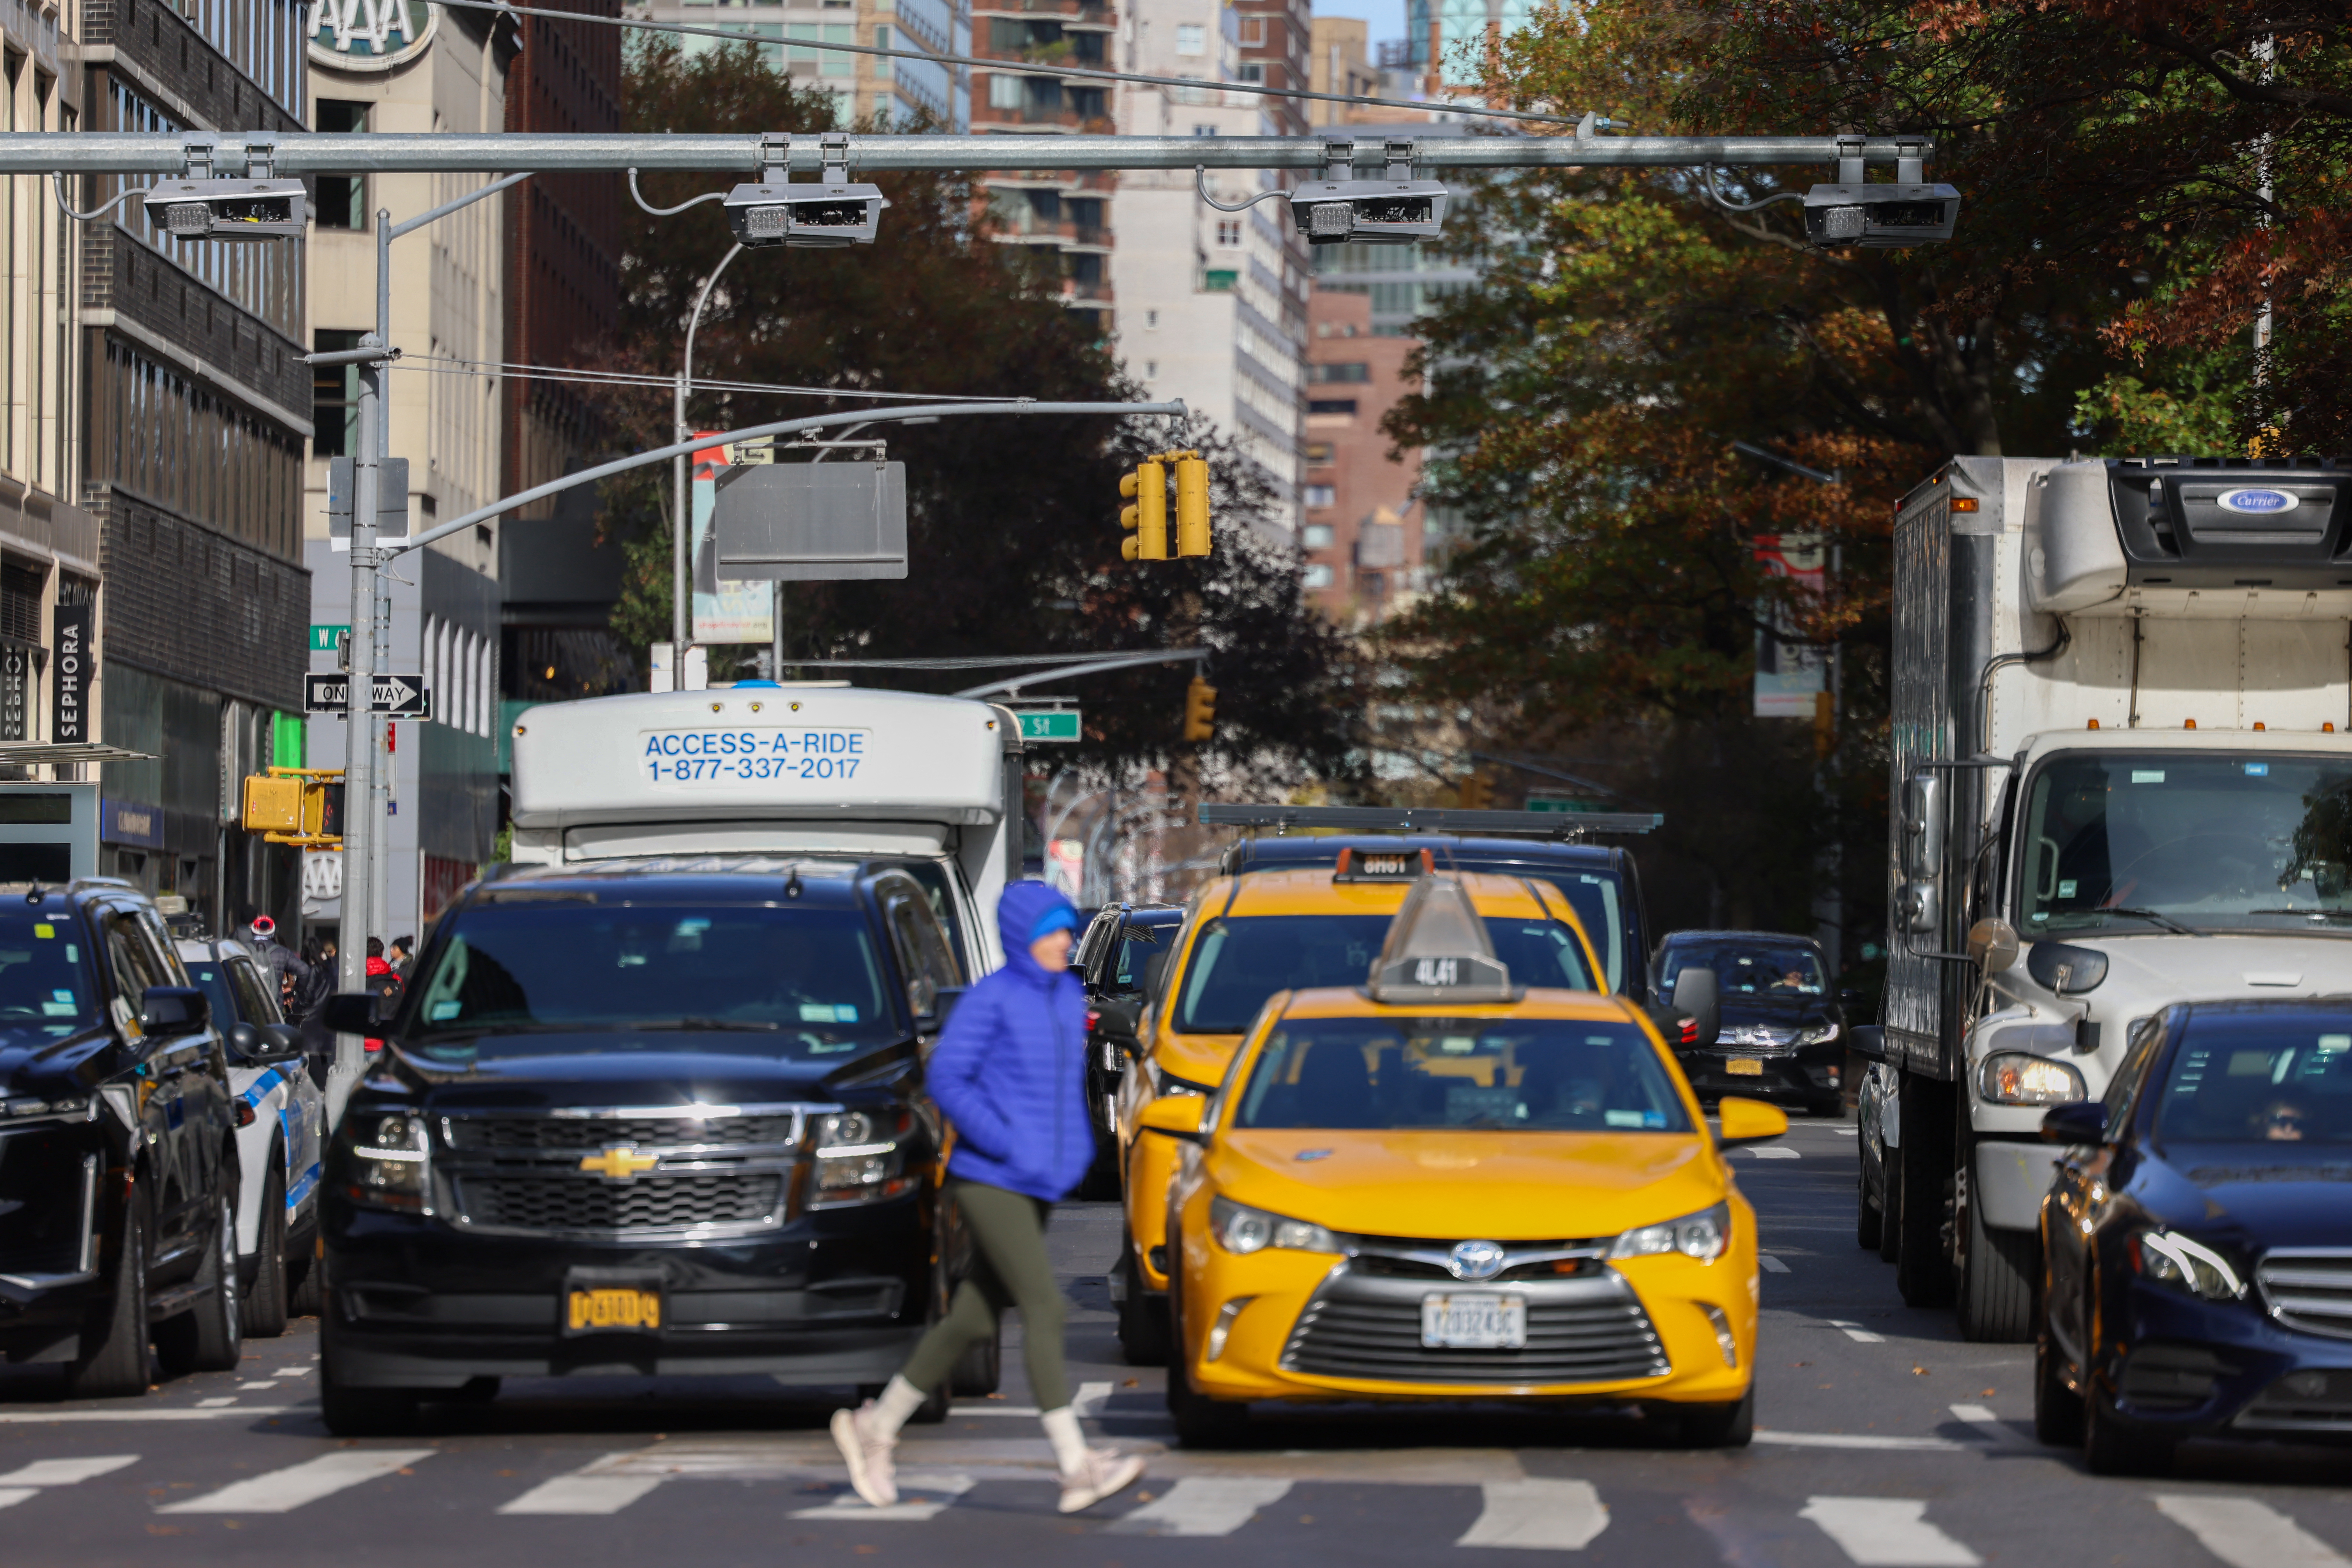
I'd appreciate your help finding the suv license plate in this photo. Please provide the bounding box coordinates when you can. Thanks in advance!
[1421,1292,1525,1350]
[1726,1058,1765,1075]
[566,1286,662,1334]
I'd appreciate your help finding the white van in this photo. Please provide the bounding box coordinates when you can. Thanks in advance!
[506,684,1024,975]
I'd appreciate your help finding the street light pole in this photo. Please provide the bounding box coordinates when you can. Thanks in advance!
[674,242,746,680]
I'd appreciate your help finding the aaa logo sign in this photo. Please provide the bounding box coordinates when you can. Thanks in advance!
[308,0,437,69]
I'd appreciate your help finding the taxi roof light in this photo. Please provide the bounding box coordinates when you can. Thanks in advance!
[1365,875,1518,1004]
[1333,846,1434,883]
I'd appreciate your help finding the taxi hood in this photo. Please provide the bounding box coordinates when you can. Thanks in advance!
[1206,1128,1723,1240]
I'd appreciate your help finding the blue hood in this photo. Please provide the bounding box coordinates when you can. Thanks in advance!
[997,881,1079,977]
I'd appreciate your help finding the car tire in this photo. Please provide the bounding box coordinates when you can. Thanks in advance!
[64,1182,151,1400]
[1957,1186,2036,1343]
[320,1290,419,1438]
[1116,1245,1170,1366]
[1165,1278,1249,1448]
[2082,1383,2173,1477]
[157,1193,244,1377]
[240,1163,291,1340]
[2033,1330,2082,1447]
[1856,1157,1883,1252]
[288,1246,324,1319]
[1674,1385,1756,1449]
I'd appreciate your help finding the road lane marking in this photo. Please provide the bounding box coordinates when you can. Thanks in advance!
[0,1455,140,1486]
[194,1398,237,1408]
[0,1408,300,1423]
[1745,1147,1801,1160]
[1760,1254,1791,1273]
[159,1448,435,1513]
[0,1488,35,1509]
[1799,1497,1981,1566]
[1109,1477,1292,1536]
[1827,1320,1885,1343]
[1945,1406,2007,1441]
[1756,1432,1963,1451]
[790,1471,976,1521]
[239,1382,279,1390]
[498,1462,669,1516]
[1457,1478,1609,1550]
[1073,1381,1113,1418]
[2155,1495,2351,1568]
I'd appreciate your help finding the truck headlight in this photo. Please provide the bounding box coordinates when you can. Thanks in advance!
[811,1109,914,1206]
[1210,1195,1343,1255]
[347,1112,430,1213]
[2131,1229,2246,1302]
[1611,1202,1730,1262]
[1977,1052,2086,1105]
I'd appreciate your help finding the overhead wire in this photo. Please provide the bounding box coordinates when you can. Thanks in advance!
[392,351,1031,403]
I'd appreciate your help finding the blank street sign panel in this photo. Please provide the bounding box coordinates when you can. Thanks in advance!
[713,462,908,580]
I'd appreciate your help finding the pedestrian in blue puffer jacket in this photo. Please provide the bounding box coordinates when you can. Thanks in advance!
[831,880,1145,1516]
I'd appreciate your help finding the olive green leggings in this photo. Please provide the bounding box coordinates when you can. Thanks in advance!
[899,1179,1069,1411]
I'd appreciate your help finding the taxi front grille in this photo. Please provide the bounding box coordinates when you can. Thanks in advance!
[455,1172,786,1235]
[1281,1277,1669,1386]
[444,1114,796,1153]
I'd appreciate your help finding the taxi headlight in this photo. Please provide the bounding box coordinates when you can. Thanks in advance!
[1210,1195,1343,1256]
[2130,1228,2246,1302]
[1610,1201,1730,1263]
[347,1112,430,1213]
[812,1109,915,1206]
[1977,1052,2086,1105]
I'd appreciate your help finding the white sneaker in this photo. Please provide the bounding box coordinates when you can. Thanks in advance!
[1057,1448,1145,1514]
[830,1401,899,1508]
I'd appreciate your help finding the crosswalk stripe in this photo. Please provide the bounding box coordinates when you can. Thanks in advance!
[1109,1477,1292,1537]
[0,1455,139,1486]
[1799,1497,1980,1566]
[159,1449,436,1514]
[789,1471,976,1521]
[0,1487,35,1510]
[1760,1254,1791,1273]
[2155,1495,2351,1568]
[1456,1479,1609,1550]
[1746,1147,1801,1159]
[1827,1320,1886,1343]
[498,1465,668,1516]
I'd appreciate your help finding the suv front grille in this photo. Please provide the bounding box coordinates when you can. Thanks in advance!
[434,1103,810,1237]
[456,1172,785,1233]
[1280,1270,1669,1386]
[444,1113,796,1153]
[2258,1250,2352,1339]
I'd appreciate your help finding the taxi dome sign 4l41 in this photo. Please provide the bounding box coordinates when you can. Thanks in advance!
[309,0,438,70]
[2218,487,2299,515]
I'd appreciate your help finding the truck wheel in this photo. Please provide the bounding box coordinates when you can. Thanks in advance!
[1894,1081,1954,1307]
[1957,1187,2036,1342]
[157,1194,244,1376]
[240,1164,291,1339]
[64,1183,151,1400]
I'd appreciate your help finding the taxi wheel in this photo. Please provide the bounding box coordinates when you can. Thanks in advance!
[1165,1288,1250,1448]
[1116,1248,1170,1366]
[1673,1385,1754,1449]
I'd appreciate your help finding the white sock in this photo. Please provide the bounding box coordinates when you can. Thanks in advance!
[1040,1405,1089,1475]
[870,1374,927,1438]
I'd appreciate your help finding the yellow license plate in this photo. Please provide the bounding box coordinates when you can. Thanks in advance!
[1726,1058,1765,1076]
[567,1287,661,1332]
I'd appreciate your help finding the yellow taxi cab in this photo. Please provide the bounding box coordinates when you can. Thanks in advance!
[1111,854,1605,1360]
[1136,874,1786,1447]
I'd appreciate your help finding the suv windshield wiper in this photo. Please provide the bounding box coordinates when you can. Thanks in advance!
[2095,907,2204,936]
[616,1018,784,1033]
[2246,908,2352,922]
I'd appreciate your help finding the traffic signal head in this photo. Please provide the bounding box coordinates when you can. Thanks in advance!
[1457,771,1493,810]
[241,774,305,834]
[1802,183,1961,248]
[144,178,309,240]
[1174,455,1211,557]
[1121,459,1169,561]
[240,771,345,846]
[1182,677,1218,743]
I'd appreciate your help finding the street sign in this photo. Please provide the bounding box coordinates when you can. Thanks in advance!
[1014,709,1082,743]
[305,672,431,718]
[309,623,351,652]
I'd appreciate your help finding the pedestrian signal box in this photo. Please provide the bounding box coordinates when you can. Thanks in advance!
[241,768,345,848]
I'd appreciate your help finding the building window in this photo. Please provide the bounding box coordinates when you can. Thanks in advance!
[1236,63,1264,83]
[1215,218,1242,248]
[1202,268,1237,292]
[988,73,1023,108]
[0,560,43,646]
[1144,360,1157,378]
[1307,398,1359,416]
[1304,441,1334,463]
[1193,123,1217,136]
[1303,564,1335,588]
[873,26,890,77]
[1175,22,1205,54]
[1145,309,1159,328]
[312,329,365,458]
[821,23,855,74]
[1304,486,1335,510]
[1310,361,1371,383]
[1302,523,1335,549]
[1240,15,1266,44]
[314,100,367,229]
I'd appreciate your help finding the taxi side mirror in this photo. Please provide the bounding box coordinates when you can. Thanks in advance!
[1137,1092,1207,1145]
[1716,1096,1790,1149]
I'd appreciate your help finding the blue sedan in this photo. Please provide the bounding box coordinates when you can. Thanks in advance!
[2038,999,2352,1474]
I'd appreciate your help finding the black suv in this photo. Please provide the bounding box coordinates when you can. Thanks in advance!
[0,879,247,1396]
[1652,929,1857,1116]
[1072,903,1182,1195]
[316,858,992,1433]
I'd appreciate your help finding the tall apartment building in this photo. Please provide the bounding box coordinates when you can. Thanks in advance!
[630,0,971,129]
[1107,0,1300,537]
[1304,14,1376,124]
[974,0,1113,328]
[80,0,312,929]
[1405,0,1532,89]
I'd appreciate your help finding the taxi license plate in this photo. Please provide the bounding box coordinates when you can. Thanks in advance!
[1726,1057,1765,1076]
[1421,1293,1525,1350]
[565,1286,662,1334]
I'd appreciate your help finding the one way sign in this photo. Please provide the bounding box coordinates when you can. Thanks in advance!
[305,673,432,718]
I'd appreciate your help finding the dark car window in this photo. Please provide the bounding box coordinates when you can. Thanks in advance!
[0,910,98,1037]
[1235,1015,1690,1132]
[1177,914,1595,1034]
[2103,1010,2171,1133]
[408,904,901,1060]
[2155,1015,2352,1145]
[1657,939,1825,998]
[1110,921,1171,991]
[230,958,282,1025]
[881,885,959,1011]
[882,860,968,977]
[106,913,168,1013]
[186,959,241,1029]
[1527,874,1625,992]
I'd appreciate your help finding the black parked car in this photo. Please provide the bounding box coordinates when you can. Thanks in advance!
[1652,930,1854,1116]
[316,859,994,1434]
[2037,999,2352,1474]
[0,879,246,1396]
[1072,903,1182,1196]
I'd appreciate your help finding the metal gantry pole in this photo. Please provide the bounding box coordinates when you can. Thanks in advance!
[675,243,745,683]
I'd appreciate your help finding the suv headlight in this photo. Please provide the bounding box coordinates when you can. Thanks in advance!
[1796,1022,1841,1046]
[1,1095,91,1123]
[1610,1201,1730,1263]
[1977,1052,2086,1105]
[347,1112,430,1214]
[811,1109,915,1207]
[2131,1229,2246,1302]
[1209,1195,1343,1255]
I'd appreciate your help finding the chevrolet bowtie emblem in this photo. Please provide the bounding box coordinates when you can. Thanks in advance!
[579,1145,660,1180]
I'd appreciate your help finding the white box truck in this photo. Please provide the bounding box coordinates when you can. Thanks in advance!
[1868,456,2352,1339]
[506,684,1025,975]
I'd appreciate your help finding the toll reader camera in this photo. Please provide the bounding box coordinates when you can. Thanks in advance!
[1802,182,1961,248]
[143,177,308,240]
[723,177,889,248]
[1288,177,1450,246]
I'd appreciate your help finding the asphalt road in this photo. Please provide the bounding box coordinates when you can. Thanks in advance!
[5,1115,2350,1566]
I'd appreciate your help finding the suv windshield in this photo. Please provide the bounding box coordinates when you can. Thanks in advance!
[1176,913,1595,1034]
[2155,1014,2352,1145]
[1234,1015,1690,1132]
[1657,940,1825,997]
[407,904,900,1059]
[0,911,97,1037]
[2022,751,2352,935]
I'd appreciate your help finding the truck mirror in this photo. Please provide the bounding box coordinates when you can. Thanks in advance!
[1967,918,2020,974]
[1902,771,1943,876]
[1899,879,1940,935]
[1670,967,1720,1049]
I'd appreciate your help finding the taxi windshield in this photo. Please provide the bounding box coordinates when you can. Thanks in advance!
[407,904,899,1058]
[0,911,96,1038]
[1233,1015,1689,1132]
[1176,914,1594,1034]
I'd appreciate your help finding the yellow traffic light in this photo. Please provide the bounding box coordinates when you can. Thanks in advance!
[240,768,346,847]
[1182,677,1218,743]
[1457,771,1493,810]
[1120,459,1168,561]
[1173,453,1211,557]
